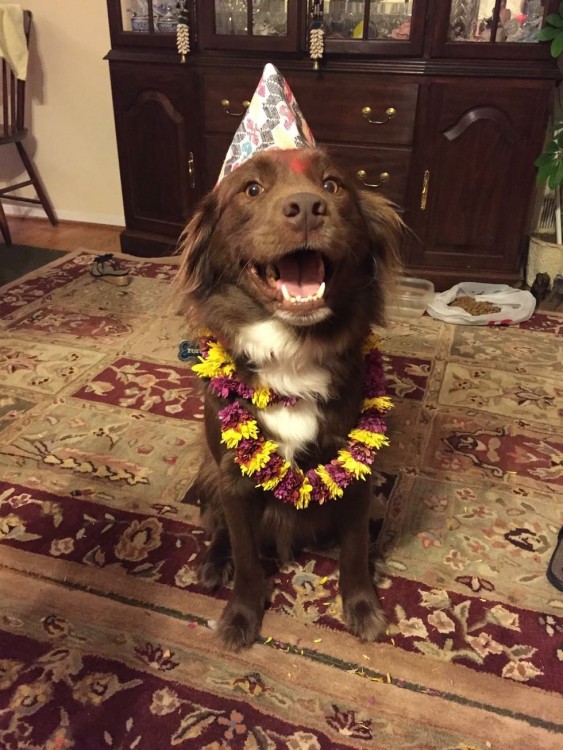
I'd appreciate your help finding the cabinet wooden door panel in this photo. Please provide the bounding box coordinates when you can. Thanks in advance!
[407,81,551,282]
[109,63,201,243]
[204,134,232,190]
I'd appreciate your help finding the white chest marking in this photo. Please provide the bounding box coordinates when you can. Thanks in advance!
[258,400,320,464]
[235,320,332,462]
[235,320,331,401]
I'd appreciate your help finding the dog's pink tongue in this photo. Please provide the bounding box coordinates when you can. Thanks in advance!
[275,253,323,297]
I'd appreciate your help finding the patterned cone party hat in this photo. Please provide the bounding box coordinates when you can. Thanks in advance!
[217,63,316,183]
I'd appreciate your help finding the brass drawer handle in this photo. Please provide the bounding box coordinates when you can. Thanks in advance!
[221,98,250,117]
[356,170,390,189]
[361,106,396,125]
[420,169,430,210]
[188,151,196,189]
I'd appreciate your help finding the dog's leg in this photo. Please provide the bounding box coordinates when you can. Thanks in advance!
[199,525,234,589]
[338,484,387,641]
[194,457,235,588]
[217,458,267,651]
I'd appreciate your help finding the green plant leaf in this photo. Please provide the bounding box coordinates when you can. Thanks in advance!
[538,26,560,41]
[546,13,563,28]
[557,131,563,148]
[547,160,563,189]
[534,151,557,167]
[551,29,563,58]
[537,161,558,184]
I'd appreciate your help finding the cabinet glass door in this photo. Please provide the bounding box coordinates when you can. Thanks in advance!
[108,1,192,47]
[320,1,429,55]
[200,1,299,50]
[432,0,559,58]
[120,2,179,33]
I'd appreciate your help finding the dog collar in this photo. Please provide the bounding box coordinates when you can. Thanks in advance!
[188,333,392,509]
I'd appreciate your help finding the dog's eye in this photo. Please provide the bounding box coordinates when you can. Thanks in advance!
[322,179,339,194]
[245,182,264,198]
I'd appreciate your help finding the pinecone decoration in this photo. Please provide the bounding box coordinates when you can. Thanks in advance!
[176,1,190,62]
[309,0,324,70]
[309,27,324,63]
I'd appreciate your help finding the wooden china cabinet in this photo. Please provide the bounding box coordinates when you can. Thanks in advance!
[105,1,560,288]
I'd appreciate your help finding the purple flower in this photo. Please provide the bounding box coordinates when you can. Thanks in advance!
[236,381,254,400]
[357,412,387,433]
[273,468,303,504]
[235,437,261,464]
[254,453,286,484]
[326,462,353,488]
[347,440,375,465]
[218,402,251,428]
[209,376,237,399]
[305,471,332,504]
[362,350,387,398]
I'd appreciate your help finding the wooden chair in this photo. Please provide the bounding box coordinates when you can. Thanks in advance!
[0,10,57,245]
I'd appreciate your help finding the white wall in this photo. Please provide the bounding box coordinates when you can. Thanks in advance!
[1,0,124,225]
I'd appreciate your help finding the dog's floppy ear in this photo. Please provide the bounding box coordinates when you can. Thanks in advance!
[175,189,221,304]
[356,190,404,300]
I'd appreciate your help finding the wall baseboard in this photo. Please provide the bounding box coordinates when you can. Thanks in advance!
[3,204,125,228]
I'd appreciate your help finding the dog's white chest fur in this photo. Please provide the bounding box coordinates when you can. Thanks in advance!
[235,321,331,463]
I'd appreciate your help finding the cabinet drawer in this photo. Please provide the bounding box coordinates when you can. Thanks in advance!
[326,144,411,207]
[291,76,418,146]
[203,71,418,146]
[204,135,410,208]
[203,72,261,136]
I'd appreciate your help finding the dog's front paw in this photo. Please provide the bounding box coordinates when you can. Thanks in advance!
[343,591,387,642]
[198,556,234,590]
[218,599,264,652]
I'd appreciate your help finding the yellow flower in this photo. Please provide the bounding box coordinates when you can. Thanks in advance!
[296,475,313,509]
[361,396,393,412]
[337,450,372,479]
[315,465,343,499]
[362,332,381,353]
[348,429,390,450]
[257,457,289,491]
[192,340,235,378]
[239,441,277,476]
[221,420,259,448]
[251,387,271,409]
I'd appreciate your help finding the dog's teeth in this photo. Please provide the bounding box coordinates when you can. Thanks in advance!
[281,284,325,305]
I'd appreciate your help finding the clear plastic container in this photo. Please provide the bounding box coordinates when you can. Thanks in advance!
[387,276,434,319]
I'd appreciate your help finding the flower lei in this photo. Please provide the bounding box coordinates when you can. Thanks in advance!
[191,333,392,510]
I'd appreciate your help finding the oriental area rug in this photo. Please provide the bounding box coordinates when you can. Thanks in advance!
[0,249,562,750]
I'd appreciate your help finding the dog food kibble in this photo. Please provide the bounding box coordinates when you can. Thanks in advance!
[449,296,501,315]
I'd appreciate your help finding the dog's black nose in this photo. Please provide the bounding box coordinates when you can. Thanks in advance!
[282,192,327,231]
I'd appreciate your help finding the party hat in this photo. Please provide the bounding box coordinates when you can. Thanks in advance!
[217,63,316,183]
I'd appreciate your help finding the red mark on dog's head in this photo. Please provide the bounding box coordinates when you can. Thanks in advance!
[287,153,310,174]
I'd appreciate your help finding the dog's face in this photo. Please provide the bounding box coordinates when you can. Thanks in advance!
[177,148,402,333]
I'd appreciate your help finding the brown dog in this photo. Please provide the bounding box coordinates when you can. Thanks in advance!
[177,147,403,651]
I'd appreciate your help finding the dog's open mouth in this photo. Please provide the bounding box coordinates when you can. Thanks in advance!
[248,249,328,311]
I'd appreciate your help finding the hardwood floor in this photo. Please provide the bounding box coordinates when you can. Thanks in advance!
[3,216,123,254]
